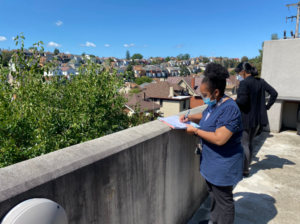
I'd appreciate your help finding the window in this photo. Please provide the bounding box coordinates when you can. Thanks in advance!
[183,100,186,109]
[160,99,163,106]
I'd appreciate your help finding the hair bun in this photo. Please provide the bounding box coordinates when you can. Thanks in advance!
[250,66,259,77]
[203,63,229,80]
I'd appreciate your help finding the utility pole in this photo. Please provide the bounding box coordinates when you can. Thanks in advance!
[286,1,300,38]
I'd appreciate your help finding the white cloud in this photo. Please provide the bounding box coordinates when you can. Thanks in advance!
[47,41,62,47]
[0,36,7,41]
[124,44,135,47]
[104,44,110,47]
[12,37,15,40]
[175,44,185,48]
[55,21,63,26]
[79,42,96,47]
[65,51,70,54]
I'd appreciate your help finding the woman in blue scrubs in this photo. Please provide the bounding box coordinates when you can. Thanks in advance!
[180,64,244,224]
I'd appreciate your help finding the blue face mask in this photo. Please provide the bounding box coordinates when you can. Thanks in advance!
[237,75,244,81]
[203,95,217,106]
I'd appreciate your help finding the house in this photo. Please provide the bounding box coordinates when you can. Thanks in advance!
[166,76,204,108]
[39,56,53,66]
[142,82,191,117]
[139,82,151,90]
[190,58,197,65]
[168,60,178,67]
[124,92,161,117]
[44,68,61,76]
[179,60,190,66]
[166,67,180,77]
[133,66,146,77]
[60,67,76,77]
[74,55,84,63]
[123,60,131,66]
[116,67,126,76]
[114,58,124,67]
[119,82,143,94]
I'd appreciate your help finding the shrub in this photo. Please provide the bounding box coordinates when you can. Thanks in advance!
[129,89,141,94]
[0,35,144,168]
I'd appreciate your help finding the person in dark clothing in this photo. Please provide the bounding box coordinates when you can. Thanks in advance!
[235,62,278,177]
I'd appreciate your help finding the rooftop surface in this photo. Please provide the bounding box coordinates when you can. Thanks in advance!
[188,130,300,224]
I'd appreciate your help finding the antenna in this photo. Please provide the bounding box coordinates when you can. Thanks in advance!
[286,1,300,38]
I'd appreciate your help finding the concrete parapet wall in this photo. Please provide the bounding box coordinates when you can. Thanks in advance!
[262,39,300,98]
[0,106,208,224]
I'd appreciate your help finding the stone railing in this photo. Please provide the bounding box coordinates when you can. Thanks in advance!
[0,106,208,224]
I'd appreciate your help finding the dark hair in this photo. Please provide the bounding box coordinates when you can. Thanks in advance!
[202,63,229,96]
[234,62,259,77]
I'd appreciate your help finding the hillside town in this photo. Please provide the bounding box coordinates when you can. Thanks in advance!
[1,48,241,118]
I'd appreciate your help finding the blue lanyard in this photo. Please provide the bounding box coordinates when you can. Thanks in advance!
[204,95,227,122]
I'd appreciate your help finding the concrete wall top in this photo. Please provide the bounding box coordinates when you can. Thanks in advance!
[0,105,207,224]
[262,39,300,98]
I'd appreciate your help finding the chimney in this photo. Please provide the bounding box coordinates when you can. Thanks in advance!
[191,76,195,90]
[169,87,174,97]
[142,92,146,100]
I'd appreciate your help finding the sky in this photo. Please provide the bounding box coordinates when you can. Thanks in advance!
[0,0,298,59]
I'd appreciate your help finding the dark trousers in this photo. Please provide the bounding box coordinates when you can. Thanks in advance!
[241,126,259,172]
[206,180,235,224]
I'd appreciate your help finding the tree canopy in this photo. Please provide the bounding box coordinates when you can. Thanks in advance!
[54,48,60,55]
[271,33,279,40]
[1,51,13,66]
[202,57,209,63]
[129,89,141,94]
[131,53,143,60]
[241,56,249,62]
[180,66,190,77]
[165,56,171,62]
[126,50,130,60]
[0,35,148,168]
[177,54,190,61]
[135,76,153,85]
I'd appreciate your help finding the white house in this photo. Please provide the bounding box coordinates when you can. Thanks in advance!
[60,67,76,76]
[44,68,60,76]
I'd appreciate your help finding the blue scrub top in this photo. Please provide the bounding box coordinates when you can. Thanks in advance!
[199,98,244,186]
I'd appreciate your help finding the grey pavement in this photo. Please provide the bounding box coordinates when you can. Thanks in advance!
[188,131,300,224]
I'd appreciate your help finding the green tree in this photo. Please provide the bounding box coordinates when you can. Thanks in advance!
[230,69,236,76]
[0,34,147,168]
[135,77,153,85]
[106,57,114,64]
[126,50,130,60]
[177,54,183,61]
[1,51,13,66]
[54,48,60,55]
[126,64,133,72]
[131,53,143,60]
[203,57,209,63]
[271,33,279,40]
[180,66,190,77]
[241,56,249,62]
[129,89,141,94]
[183,54,190,60]
[165,56,171,62]
[81,52,86,57]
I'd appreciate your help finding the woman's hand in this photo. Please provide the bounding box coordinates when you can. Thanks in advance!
[185,124,197,135]
[179,114,189,123]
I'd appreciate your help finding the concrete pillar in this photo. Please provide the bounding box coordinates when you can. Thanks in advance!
[266,100,284,133]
